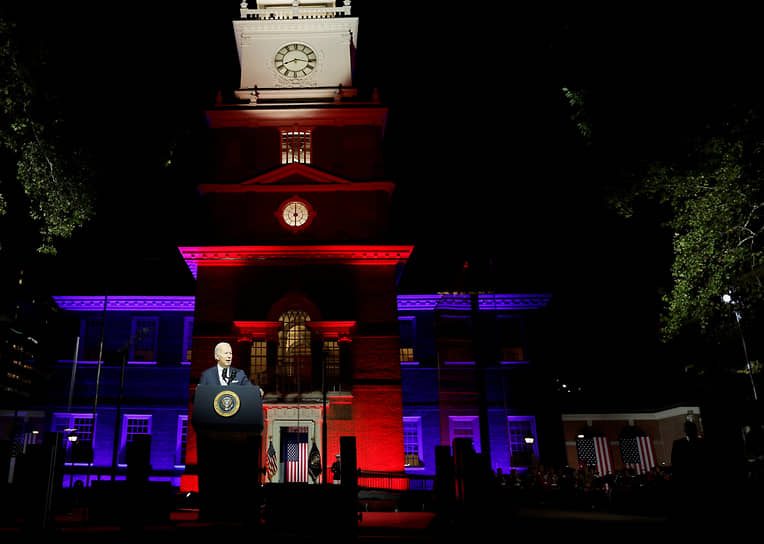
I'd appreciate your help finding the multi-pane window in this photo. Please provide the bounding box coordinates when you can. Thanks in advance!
[403,417,424,467]
[399,317,416,363]
[400,347,414,363]
[449,416,481,453]
[508,416,538,459]
[182,317,194,363]
[130,317,158,362]
[53,413,95,462]
[176,416,188,466]
[278,309,311,391]
[323,340,340,390]
[281,130,312,164]
[249,340,268,385]
[120,415,151,464]
[80,317,103,361]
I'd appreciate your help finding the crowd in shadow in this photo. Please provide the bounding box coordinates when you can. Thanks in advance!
[494,463,673,516]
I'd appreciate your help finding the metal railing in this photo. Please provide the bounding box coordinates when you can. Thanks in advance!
[357,470,434,491]
[239,1,352,20]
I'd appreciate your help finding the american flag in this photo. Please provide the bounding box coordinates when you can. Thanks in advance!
[576,436,613,475]
[266,440,278,482]
[285,431,309,483]
[620,436,656,474]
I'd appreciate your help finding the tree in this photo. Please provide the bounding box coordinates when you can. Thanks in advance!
[609,109,764,343]
[0,13,95,256]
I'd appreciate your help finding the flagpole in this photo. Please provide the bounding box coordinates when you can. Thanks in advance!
[322,349,327,484]
[86,292,107,498]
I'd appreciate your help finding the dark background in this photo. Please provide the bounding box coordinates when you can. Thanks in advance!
[4,3,763,407]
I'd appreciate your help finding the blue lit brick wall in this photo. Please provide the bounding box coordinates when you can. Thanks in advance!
[41,302,193,484]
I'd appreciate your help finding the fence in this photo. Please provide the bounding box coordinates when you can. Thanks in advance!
[357,470,434,491]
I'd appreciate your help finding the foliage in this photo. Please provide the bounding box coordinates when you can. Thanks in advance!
[562,87,592,144]
[0,14,95,255]
[609,112,764,341]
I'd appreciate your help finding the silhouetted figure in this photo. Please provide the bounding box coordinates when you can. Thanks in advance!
[331,454,342,485]
[670,421,709,524]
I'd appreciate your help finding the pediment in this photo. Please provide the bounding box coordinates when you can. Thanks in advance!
[242,163,353,186]
[198,163,394,194]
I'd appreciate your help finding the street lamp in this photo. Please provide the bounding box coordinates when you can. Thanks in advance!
[521,434,537,467]
[722,293,758,401]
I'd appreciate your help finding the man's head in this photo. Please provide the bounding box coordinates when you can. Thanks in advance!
[215,342,233,368]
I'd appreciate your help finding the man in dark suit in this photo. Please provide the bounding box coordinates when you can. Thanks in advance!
[199,342,250,386]
[199,341,264,398]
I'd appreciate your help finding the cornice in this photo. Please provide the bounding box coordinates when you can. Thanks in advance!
[233,17,358,39]
[233,321,282,341]
[396,294,551,311]
[205,105,387,128]
[52,296,195,312]
[199,182,395,194]
[179,245,412,279]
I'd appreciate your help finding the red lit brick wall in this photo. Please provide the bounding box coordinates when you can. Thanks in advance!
[351,385,404,472]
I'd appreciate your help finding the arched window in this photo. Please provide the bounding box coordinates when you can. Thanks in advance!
[277,308,312,392]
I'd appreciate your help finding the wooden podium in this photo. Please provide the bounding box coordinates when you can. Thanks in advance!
[191,384,264,522]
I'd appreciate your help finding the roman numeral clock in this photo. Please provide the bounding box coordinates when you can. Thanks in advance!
[274,43,317,79]
[233,2,358,101]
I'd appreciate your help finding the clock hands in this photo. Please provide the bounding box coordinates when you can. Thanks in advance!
[292,203,300,224]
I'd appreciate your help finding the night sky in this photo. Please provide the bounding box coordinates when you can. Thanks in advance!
[5,3,763,406]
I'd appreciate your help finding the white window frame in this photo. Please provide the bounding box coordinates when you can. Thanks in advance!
[507,415,539,459]
[403,416,424,469]
[52,412,95,463]
[119,414,152,466]
[176,415,188,467]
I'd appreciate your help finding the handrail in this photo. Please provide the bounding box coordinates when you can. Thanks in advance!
[357,469,434,491]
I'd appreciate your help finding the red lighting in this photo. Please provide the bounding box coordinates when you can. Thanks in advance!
[307,321,357,340]
[233,321,282,341]
[179,245,413,277]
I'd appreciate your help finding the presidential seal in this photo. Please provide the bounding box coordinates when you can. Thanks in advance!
[213,390,241,417]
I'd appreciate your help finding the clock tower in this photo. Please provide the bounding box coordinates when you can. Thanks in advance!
[182,1,412,490]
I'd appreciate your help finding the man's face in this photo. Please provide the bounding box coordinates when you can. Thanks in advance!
[216,344,233,367]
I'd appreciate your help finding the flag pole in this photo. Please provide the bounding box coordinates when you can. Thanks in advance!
[87,293,107,488]
[322,350,327,484]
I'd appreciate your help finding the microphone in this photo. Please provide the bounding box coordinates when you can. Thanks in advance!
[230,369,238,382]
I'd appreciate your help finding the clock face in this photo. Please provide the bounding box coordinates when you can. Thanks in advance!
[274,43,317,79]
[282,200,309,228]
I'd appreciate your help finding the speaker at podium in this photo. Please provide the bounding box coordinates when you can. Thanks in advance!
[192,383,264,433]
[191,384,264,522]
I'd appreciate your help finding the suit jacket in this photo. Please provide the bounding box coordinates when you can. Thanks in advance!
[198,365,251,386]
